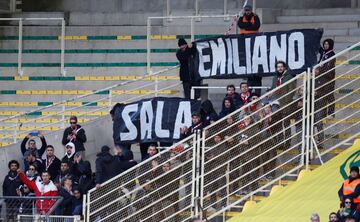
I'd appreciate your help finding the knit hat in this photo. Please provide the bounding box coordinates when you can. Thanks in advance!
[101,145,110,153]
[178,38,187,47]
[350,166,359,174]
[244,5,252,11]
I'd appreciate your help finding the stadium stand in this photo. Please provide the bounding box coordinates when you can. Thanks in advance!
[228,139,360,222]
[0,0,360,221]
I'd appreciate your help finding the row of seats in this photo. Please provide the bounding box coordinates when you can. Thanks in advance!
[0,75,180,81]
[0,89,179,94]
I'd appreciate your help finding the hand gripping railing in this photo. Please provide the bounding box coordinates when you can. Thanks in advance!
[0,65,180,146]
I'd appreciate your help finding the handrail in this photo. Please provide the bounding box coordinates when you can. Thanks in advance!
[0,65,179,123]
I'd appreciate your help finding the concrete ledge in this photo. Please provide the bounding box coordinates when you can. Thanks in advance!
[281,8,360,16]
[0,12,65,26]
[277,14,360,24]
[69,12,162,26]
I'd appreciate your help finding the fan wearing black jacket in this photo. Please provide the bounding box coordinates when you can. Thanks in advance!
[95,145,137,188]
[176,38,200,99]
[318,38,336,117]
[3,160,22,220]
[62,116,87,154]
[20,131,47,159]
[72,152,93,194]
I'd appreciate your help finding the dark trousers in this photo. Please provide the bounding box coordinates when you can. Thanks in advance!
[183,81,201,99]
[182,81,192,99]
[248,76,263,96]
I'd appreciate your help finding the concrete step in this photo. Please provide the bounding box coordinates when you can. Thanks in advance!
[277,14,360,24]
[260,22,359,32]
[281,8,360,16]
[0,53,176,63]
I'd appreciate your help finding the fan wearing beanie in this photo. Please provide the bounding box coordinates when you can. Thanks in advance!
[176,38,201,99]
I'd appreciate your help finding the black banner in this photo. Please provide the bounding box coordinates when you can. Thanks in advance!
[194,29,323,79]
[112,97,201,144]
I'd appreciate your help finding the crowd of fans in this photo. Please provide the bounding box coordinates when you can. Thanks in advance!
[0,4,343,221]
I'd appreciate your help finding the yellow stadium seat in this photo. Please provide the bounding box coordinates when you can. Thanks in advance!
[242,201,256,213]
[62,90,78,95]
[75,76,90,81]
[150,35,162,40]
[161,35,177,40]
[117,36,132,40]
[14,76,29,81]
[270,185,283,196]
[90,76,105,81]
[16,90,31,94]
[297,169,311,181]
[105,76,120,81]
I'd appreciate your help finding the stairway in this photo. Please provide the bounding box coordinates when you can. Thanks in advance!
[227,139,360,222]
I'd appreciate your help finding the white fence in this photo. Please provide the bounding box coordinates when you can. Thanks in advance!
[310,41,360,161]
[0,17,65,76]
[85,41,360,221]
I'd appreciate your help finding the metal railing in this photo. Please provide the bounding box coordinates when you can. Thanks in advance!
[310,41,360,162]
[17,215,81,222]
[0,66,180,146]
[146,15,238,74]
[0,17,65,76]
[0,196,62,220]
[165,0,257,18]
[84,71,308,221]
[86,134,198,221]
[84,42,360,221]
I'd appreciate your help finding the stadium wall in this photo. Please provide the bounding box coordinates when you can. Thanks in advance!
[22,0,352,12]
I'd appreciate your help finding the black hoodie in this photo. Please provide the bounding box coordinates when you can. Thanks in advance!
[318,38,335,63]
[95,151,116,184]
[200,100,218,126]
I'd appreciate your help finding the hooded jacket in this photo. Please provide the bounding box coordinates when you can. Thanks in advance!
[219,97,237,119]
[318,39,335,63]
[72,159,92,193]
[176,43,197,82]
[95,151,117,184]
[224,92,241,108]
[200,100,218,126]
[18,172,58,214]
[62,124,87,152]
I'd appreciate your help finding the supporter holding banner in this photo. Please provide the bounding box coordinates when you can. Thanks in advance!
[194,29,323,79]
[111,97,201,144]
